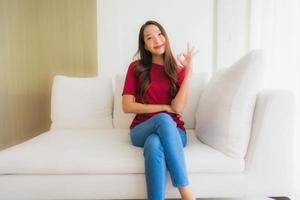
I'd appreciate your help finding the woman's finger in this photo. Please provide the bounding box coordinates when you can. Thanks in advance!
[176,112,182,117]
[190,46,195,53]
[192,49,200,56]
[177,53,185,63]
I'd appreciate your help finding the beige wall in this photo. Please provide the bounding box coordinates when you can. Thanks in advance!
[0,0,97,150]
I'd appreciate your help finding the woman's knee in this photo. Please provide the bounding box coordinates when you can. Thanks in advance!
[144,134,164,157]
[152,113,175,126]
[130,131,143,147]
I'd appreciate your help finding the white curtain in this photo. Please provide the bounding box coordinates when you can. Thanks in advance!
[250,0,300,197]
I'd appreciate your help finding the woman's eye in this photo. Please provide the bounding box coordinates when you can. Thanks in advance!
[147,37,152,40]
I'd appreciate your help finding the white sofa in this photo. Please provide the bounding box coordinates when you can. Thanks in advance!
[0,50,295,199]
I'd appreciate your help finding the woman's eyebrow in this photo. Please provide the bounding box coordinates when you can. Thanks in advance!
[145,30,161,37]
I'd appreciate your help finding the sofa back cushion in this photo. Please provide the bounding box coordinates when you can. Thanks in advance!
[195,50,264,158]
[113,72,208,129]
[50,75,113,130]
[113,74,135,129]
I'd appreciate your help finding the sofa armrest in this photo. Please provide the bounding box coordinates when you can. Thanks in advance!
[244,90,295,196]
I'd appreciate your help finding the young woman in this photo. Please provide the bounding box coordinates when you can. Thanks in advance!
[122,20,197,200]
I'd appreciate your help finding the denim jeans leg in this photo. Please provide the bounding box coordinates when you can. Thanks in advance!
[152,114,189,187]
[130,113,189,190]
[143,134,166,200]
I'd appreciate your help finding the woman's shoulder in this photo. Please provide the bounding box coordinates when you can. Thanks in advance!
[126,60,140,73]
[129,60,140,68]
[126,60,143,78]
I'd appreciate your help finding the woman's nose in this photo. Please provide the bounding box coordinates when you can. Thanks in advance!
[153,36,160,43]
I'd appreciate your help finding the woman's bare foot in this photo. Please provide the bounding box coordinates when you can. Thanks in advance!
[178,186,195,200]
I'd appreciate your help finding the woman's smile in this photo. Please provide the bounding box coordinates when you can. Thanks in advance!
[154,44,164,49]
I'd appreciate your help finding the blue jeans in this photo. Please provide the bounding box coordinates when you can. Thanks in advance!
[130,113,189,200]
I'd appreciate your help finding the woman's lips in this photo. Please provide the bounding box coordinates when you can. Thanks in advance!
[154,44,164,49]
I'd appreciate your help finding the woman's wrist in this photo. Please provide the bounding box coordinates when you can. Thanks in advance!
[184,67,192,80]
[185,65,192,73]
[161,105,168,112]
[162,104,175,113]
[163,105,172,112]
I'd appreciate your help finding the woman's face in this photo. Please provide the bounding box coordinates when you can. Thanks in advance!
[143,24,166,56]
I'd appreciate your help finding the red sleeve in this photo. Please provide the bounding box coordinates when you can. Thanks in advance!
[177,66,186,87]
[122,62,138,96]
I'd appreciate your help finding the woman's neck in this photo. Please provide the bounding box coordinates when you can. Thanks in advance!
[152,55,164,65]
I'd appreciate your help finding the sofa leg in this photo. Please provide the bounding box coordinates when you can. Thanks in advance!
[269,197,291,200]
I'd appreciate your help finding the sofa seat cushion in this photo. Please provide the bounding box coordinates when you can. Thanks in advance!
[0,129,244,174]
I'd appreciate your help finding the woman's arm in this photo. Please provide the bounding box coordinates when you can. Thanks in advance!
[122,95,174,114]
[171,44,198,114]
[171,67,192,114]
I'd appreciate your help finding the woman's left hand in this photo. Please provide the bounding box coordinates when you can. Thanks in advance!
[164,105,182,118]
[177,43,199,69]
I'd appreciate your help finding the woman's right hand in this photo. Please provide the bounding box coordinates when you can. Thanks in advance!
[177,43,199,70]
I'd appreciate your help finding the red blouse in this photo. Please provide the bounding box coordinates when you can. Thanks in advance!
[122,61,186,132]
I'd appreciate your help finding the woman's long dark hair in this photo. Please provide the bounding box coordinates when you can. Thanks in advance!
[134,20,179,103]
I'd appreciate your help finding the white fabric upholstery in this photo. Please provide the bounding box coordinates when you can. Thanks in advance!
[0,129,244,174]
[195,50,264,158]
[50,75,113,130]
[0,173,245,199]
[245,90,295,196]
[113,74,135,129]
[113,73,208,129]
